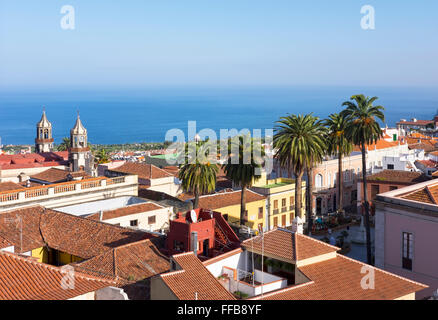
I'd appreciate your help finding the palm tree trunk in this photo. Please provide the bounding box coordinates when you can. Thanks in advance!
[295,171,304,219]
[338,152,344,215]
[193,187,200,209]
[306,166,313,234]
[361,144,373,265]
[240,185,247,226]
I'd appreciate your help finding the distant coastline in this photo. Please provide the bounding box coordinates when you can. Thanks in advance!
[1,86,438,145]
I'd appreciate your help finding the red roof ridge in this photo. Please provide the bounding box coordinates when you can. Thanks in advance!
[336,254,428,289]
[296,232,340,252]
[202,248,243,266]
[160,269,186,277]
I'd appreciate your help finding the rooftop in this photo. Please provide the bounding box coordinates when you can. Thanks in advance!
[0,205,153,258]
[361,170,430,185]
[30,168,89,184]
[250,254,426,300]
[160,252,236,300]
[73,239,170,284]
[178,189,266,210]
[109,162,173,180]
[0,251,113,300]
[86,202,165,221]
[0,152,69,170]
[242,228,339,264]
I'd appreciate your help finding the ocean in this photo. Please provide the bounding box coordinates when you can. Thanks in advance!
[0,86,437,145]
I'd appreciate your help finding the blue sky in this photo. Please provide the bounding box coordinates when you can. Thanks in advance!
[0,0,437,89]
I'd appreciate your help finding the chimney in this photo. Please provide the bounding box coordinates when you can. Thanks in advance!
[292,216,303,234]
[99,210,103,221]
[191,231,198,256]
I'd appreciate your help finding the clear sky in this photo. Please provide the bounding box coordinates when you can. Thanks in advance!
[0,0,437,89]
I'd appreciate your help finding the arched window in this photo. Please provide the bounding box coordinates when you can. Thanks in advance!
[315,174,323,188]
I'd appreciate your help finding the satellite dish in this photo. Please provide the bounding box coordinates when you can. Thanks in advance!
[190,210,197,223]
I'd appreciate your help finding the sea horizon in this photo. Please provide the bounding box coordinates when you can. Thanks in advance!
[1,85,438,146]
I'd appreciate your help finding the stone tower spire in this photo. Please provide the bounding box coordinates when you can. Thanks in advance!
[35,108,54,153]
[69,111,93,174]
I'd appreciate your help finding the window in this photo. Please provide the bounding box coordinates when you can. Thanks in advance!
[274,200,278,209]
[371,184,380,200]
[130,220,138,227]
[174,240,184,251]
[273,217,278,227]
[289,196,294,210]
[281,215,286,227]
[258,207,263,219]
[402,232,413,271]
[148,215,156,225]
[389,186,398,191]
[387,164,394,170]
[282,198,286,207]
[315,174,323,188]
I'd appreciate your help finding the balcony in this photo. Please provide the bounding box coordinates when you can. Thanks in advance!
[281,207,287,213]
[273,209,279,215]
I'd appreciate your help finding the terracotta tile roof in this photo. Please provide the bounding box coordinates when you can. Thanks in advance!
[415,159,438,169]
[73,239,169,283]
[0,251,114,300]
[408,142,437,153]
[109,162,172,180]
[179,189,266,210]
[353,139,405,152]
[0,152,69,170]
[363,170,430,185]
[241,228,339,263]
[86,202,164,221]
[0,182,23,192]
[162,166,179,177]
[0,235,12,249]
[400,183,438,204]
[160,252,235,300]
[251,254,427,300]
[202,248,243,266]
[30,168,88,183]
[0,206,154,258]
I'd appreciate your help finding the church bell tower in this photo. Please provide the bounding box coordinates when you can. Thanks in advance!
[69,112,93,174]
[35,109,54,153]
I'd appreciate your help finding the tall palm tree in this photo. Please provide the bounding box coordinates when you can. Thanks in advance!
[341,94,385,265]
[57,137,70,151]
[222,135,265,226]
[274,114,326,226]
[325,113,353,216]
[178,141,218,209]
[304,116,327,234]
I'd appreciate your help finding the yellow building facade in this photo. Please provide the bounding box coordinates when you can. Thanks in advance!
[251,177,306,230]
[31,247,83,265]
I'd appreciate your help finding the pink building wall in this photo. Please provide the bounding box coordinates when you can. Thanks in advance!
[382,210,438,299]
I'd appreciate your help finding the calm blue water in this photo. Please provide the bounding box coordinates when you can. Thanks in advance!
[0,86,437,145]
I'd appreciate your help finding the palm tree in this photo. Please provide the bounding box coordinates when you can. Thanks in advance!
[325,113,353,216]
[178,141,218,209]
[341,94,385,265]
[57,137,70,151]
[94,148,110,164]
[222,135,265,226]
[274,114,326,226]
[304,116,327,234]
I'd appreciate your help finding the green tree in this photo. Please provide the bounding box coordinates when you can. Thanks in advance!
[94,148,110,164]
[222,135,265,226]
[57,137,70,151]
[325,113,353,216]
[178,141,218,209]
[341,94,385,265]
[274,114,326,226]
